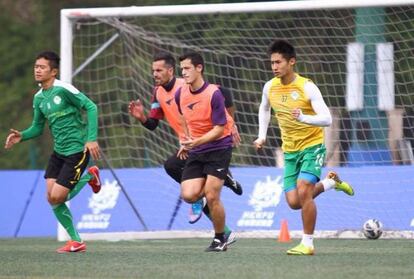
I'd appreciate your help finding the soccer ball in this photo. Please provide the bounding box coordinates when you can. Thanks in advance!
[362,219,383,239]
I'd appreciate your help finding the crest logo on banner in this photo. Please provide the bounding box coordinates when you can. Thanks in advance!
[237,175,283,228]
[77,179,121,230]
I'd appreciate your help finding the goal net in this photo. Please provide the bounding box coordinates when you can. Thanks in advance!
[61,0,414,240]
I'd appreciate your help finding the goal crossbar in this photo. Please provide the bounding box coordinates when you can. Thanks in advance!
[61,0,414,18]
[60,0,414,90]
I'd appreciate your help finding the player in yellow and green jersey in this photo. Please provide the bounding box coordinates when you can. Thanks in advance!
[253,40,354,255]
[4,51,102,253]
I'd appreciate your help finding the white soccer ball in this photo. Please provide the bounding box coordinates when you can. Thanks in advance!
[362,219,383,239]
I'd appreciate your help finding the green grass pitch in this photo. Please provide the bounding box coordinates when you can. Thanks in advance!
[0,238,412,278]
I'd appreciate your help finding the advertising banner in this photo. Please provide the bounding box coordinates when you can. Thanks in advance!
[1,166,414,237]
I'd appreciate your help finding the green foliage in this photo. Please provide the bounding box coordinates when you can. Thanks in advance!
[0,3,54,169]
[0,0,239,169]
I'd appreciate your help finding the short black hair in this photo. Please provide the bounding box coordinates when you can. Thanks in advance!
[179,51,204,73]
[153,51,176,70]
[36,51,60,70]
[268,40,296,61]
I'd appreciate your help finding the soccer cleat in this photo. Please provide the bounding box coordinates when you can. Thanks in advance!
[56,240,86,253]
[188,198,205,224]
[88,166,101,194]
[224,173,243,196]
[287,243,314,255]
[205,238,227,252]
[327,171,354,196]
[224,230,236,246]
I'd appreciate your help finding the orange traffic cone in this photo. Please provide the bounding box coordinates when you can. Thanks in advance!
[278,219,291,242]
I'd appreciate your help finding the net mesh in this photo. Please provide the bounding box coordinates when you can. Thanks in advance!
[72,6,414,168]
[66,4,414,237]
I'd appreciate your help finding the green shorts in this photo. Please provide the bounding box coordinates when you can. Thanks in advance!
[283,144,326,192]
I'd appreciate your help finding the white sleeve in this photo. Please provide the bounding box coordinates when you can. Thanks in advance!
[297,82,332,127]
[258,81,272,140]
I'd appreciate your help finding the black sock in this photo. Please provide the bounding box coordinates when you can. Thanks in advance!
[215,232,225,242]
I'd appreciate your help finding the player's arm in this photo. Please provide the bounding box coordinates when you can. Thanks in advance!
[4,129,22,149]
[220,86,235,118]
[128,99,160,130]
[5,98,46,148]
[220,86,241,146]
[183,125,225,151]
[253,81,272,150]
[82,97,100,160]
[62,87,100,160]
[5,97,46,149]
[128,89,162,131]
[174,88,190,159]
[292,82,332,127]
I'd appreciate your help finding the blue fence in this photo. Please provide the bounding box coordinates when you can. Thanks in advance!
[1,166,414,237]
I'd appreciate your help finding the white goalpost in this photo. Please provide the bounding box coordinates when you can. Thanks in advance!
[59,0,414,241]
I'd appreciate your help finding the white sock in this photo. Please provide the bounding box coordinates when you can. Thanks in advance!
[320,178,336,191]
[301,233,314,247]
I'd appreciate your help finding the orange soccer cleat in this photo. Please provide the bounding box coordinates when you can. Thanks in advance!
[56,240,86,253]
[88,166,101,194]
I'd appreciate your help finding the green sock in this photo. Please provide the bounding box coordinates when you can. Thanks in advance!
[203,206,231,234]
[66,173,92,201]
[52,203,81,242]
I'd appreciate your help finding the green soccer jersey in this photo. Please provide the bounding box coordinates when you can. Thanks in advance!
[21,79,98,156]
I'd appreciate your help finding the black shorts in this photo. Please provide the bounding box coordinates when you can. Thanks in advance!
[163,151,187,183]
[44,150,90,189]
[182,148,232,181]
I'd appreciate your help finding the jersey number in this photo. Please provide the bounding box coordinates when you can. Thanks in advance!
[315,153,324,168]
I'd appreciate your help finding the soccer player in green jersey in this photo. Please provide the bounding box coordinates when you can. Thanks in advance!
[4,51,102,253]
[254,40,354,255]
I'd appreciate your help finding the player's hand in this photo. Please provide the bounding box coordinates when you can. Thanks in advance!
[232,125,241,147]
[253,138,265,150]
[177,145,189,160]
[85,141,101,161]
[4,129,22,149]
[128,99,146,122]
[181,137,197,150]
[292,108,302,120]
